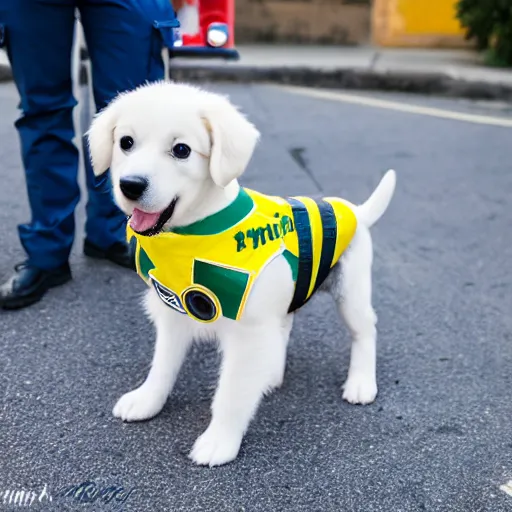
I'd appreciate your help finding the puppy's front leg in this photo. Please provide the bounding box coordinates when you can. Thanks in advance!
[113,290,192,422]
[190,323,281,467]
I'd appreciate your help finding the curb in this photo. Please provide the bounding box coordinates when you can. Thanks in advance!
[168,65,512,101]
[2,61,512,102]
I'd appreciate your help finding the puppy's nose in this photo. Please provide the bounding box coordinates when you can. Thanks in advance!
[120,176,148,201]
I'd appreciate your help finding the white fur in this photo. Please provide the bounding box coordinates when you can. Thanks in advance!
[87,82,397,467]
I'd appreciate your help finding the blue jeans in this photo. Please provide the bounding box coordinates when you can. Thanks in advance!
[0,0,177,270]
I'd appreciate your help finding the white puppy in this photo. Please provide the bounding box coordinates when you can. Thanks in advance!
[87,82,396,467]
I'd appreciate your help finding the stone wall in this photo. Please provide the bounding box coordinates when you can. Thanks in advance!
[234,0,371,45]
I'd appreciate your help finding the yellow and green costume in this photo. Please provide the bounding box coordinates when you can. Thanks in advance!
[127,188,357,323]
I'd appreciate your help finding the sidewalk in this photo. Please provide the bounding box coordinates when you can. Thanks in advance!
[170,45,512,101]
[2,46,512,100]
[174,45,512,84]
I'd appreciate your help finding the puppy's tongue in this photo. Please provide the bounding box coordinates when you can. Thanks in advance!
[130,208,162,233]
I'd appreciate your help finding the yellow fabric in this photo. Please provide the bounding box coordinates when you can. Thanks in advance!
[128,188,357,322]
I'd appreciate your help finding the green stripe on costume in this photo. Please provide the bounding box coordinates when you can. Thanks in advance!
[193,260,250,320]
[171,188,254,236]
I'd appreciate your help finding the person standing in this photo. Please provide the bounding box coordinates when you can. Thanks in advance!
[0,0,178,310]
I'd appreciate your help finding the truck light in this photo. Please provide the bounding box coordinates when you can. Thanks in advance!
[207,23,228,47]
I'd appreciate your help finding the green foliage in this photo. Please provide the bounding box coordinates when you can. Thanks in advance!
[456,0,512,67]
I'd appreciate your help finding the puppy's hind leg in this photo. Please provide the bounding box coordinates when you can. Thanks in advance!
[331,227,378,405]
[113,289,192,422]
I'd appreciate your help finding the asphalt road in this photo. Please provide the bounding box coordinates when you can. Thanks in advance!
[0,82,511,512]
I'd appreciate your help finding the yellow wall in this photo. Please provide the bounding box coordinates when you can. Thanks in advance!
[372,0,470,48]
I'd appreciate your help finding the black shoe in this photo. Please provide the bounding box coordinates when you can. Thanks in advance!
[83,239,136,270]
[0,262,72,310]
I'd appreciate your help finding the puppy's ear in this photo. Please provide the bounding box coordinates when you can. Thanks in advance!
[202,97,260,188]
[86,103,118,176]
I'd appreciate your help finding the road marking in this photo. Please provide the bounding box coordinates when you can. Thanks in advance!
[278,85,512,128]
[500,480,512,498]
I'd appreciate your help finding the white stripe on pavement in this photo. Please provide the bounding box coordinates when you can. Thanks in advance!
[278,85,512,128]
[500,480,512,498]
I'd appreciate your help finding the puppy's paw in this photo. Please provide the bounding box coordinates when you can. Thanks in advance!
[342,374,377,405]
[113,386,166,422]
[189,425,242,467]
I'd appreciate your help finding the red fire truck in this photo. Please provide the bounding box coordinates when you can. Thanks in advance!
[170,0,239,60]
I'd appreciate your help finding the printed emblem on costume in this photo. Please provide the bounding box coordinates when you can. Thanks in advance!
[181,285,221,323]
[150,276,186,315]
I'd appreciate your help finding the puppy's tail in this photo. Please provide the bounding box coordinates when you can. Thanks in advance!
[356,169,396,228]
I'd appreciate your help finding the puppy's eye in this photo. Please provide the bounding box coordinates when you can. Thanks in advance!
[120,136,134,151]
[171,143,191,160]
